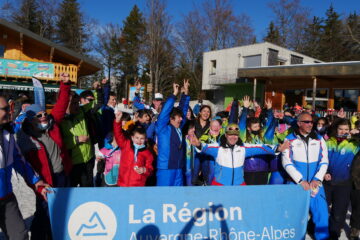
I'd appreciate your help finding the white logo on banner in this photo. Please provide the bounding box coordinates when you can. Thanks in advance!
[68,201,117,240]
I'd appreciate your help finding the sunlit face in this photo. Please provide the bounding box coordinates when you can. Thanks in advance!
[187,126,195,136]
[226,134,239,146]
[33,111,48,124]
[152,99,162,110]
[170,115,182,128]
[317,119,326,129]
[297,114,313,134]
[131,132,146,145]
[138,113,150,124]
[248,123,260,132]
[337,124,350,136]
[186,109,192,120]
[199,107,211,121]
[108,96,117,108]
[210,120,221,135]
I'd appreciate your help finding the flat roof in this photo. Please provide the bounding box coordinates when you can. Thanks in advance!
[235,61,360,81]
[0,18,102,74]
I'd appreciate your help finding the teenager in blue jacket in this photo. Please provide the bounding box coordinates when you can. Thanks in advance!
[156,80,190,186]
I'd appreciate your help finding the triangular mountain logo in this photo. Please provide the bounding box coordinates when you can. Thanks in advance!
[76,212,108,237]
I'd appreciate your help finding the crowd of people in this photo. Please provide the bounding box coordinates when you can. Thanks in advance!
[0,72,359,240]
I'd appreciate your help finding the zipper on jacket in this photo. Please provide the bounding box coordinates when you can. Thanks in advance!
[301,138,309,182]
[231,148,234,185]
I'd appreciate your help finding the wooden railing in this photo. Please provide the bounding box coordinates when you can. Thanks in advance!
[54,63,78,84]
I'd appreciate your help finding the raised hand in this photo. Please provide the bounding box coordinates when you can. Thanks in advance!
[265,99,272,110]
[242,96,251,108]
[183,79,190,95]
[135,79,142,92]
[173,83,180,96]
[92,81,101,90]
[189,134,201,147]
[60,72,70,84]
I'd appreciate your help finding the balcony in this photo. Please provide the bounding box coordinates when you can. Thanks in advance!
[0,58,78,84]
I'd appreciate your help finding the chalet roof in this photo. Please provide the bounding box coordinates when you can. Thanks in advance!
[0,18,102,75]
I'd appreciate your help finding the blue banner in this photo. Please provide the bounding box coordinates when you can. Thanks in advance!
[48,185,310,240]
[0,59,54,78]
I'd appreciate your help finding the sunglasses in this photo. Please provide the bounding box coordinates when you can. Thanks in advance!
[227,127,239,131]
[36,112,48,118]
[300,120,313,124]
[86,98,94,102]
[0,106,9,112]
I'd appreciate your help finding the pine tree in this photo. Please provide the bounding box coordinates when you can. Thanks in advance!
[301,16,324,60]
[12,0,41,34]
[320,5,347,61]
[264,21,281,45]
[117,5,146,97]
[56,0,88,53]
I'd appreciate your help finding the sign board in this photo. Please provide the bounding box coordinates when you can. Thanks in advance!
[128,86,145,102]
[48,185,310,240]
[0,59,54,78]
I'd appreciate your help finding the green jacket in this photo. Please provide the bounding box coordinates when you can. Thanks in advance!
[60,104,94,165]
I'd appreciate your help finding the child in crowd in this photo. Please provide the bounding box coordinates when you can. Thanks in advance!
[114,111,154,187]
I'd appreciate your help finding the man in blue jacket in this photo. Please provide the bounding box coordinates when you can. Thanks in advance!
[0,96,48,240]
[282,112,329,240]
[156,80,190,186]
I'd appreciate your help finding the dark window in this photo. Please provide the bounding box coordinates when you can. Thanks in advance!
[334,89,359,111]
[210,60,216,75]
[268,48,279,66]
[290,54,303,64]
[0,45,4,58]
[243,54,261,68]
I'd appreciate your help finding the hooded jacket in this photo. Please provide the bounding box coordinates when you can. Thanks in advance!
[19,81,72,187]
[113,121,154,187]
[326,137,360,185]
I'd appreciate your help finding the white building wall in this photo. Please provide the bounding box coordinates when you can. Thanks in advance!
[202,42,322,90]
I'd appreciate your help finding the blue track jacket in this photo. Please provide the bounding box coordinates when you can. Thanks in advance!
[155,94,190,170]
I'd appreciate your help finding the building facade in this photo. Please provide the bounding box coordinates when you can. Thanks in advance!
[202,42,322,109]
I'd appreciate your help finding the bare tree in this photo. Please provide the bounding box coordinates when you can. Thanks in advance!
[202,0,255,50]
[268,0,311,50]
[93,23,122,80]
[175,10,205,94]
[144,0,172,100]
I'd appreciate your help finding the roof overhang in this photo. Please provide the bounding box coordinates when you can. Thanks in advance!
[235,61,360,82]
[0,19,102,75]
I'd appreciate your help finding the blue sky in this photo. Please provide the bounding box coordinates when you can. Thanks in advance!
[79,0,360,39]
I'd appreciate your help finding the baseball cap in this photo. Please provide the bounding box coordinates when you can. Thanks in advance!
[154,93,163,101]
[225,123,240,135]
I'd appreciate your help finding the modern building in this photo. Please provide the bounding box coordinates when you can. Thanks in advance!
[202,42,322,108]
[202,42,360,112]
[0,18,101,102]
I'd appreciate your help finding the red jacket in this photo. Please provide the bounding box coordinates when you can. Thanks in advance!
[25,81,72,187]
[113,121,154,187]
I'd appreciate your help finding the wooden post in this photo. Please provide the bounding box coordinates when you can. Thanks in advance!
[312,76,317,110]
[253,78,257,101]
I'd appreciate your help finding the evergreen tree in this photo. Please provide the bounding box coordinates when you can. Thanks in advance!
[344,12,360,59]
[56,0,88,53]
[118,5,146,97]
[263,21,281,45]
[12,0,41,34]
[320,5,347,61]
[301,16,324,60]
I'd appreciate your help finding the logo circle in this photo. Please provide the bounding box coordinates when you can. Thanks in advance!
[68,201,117,240]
